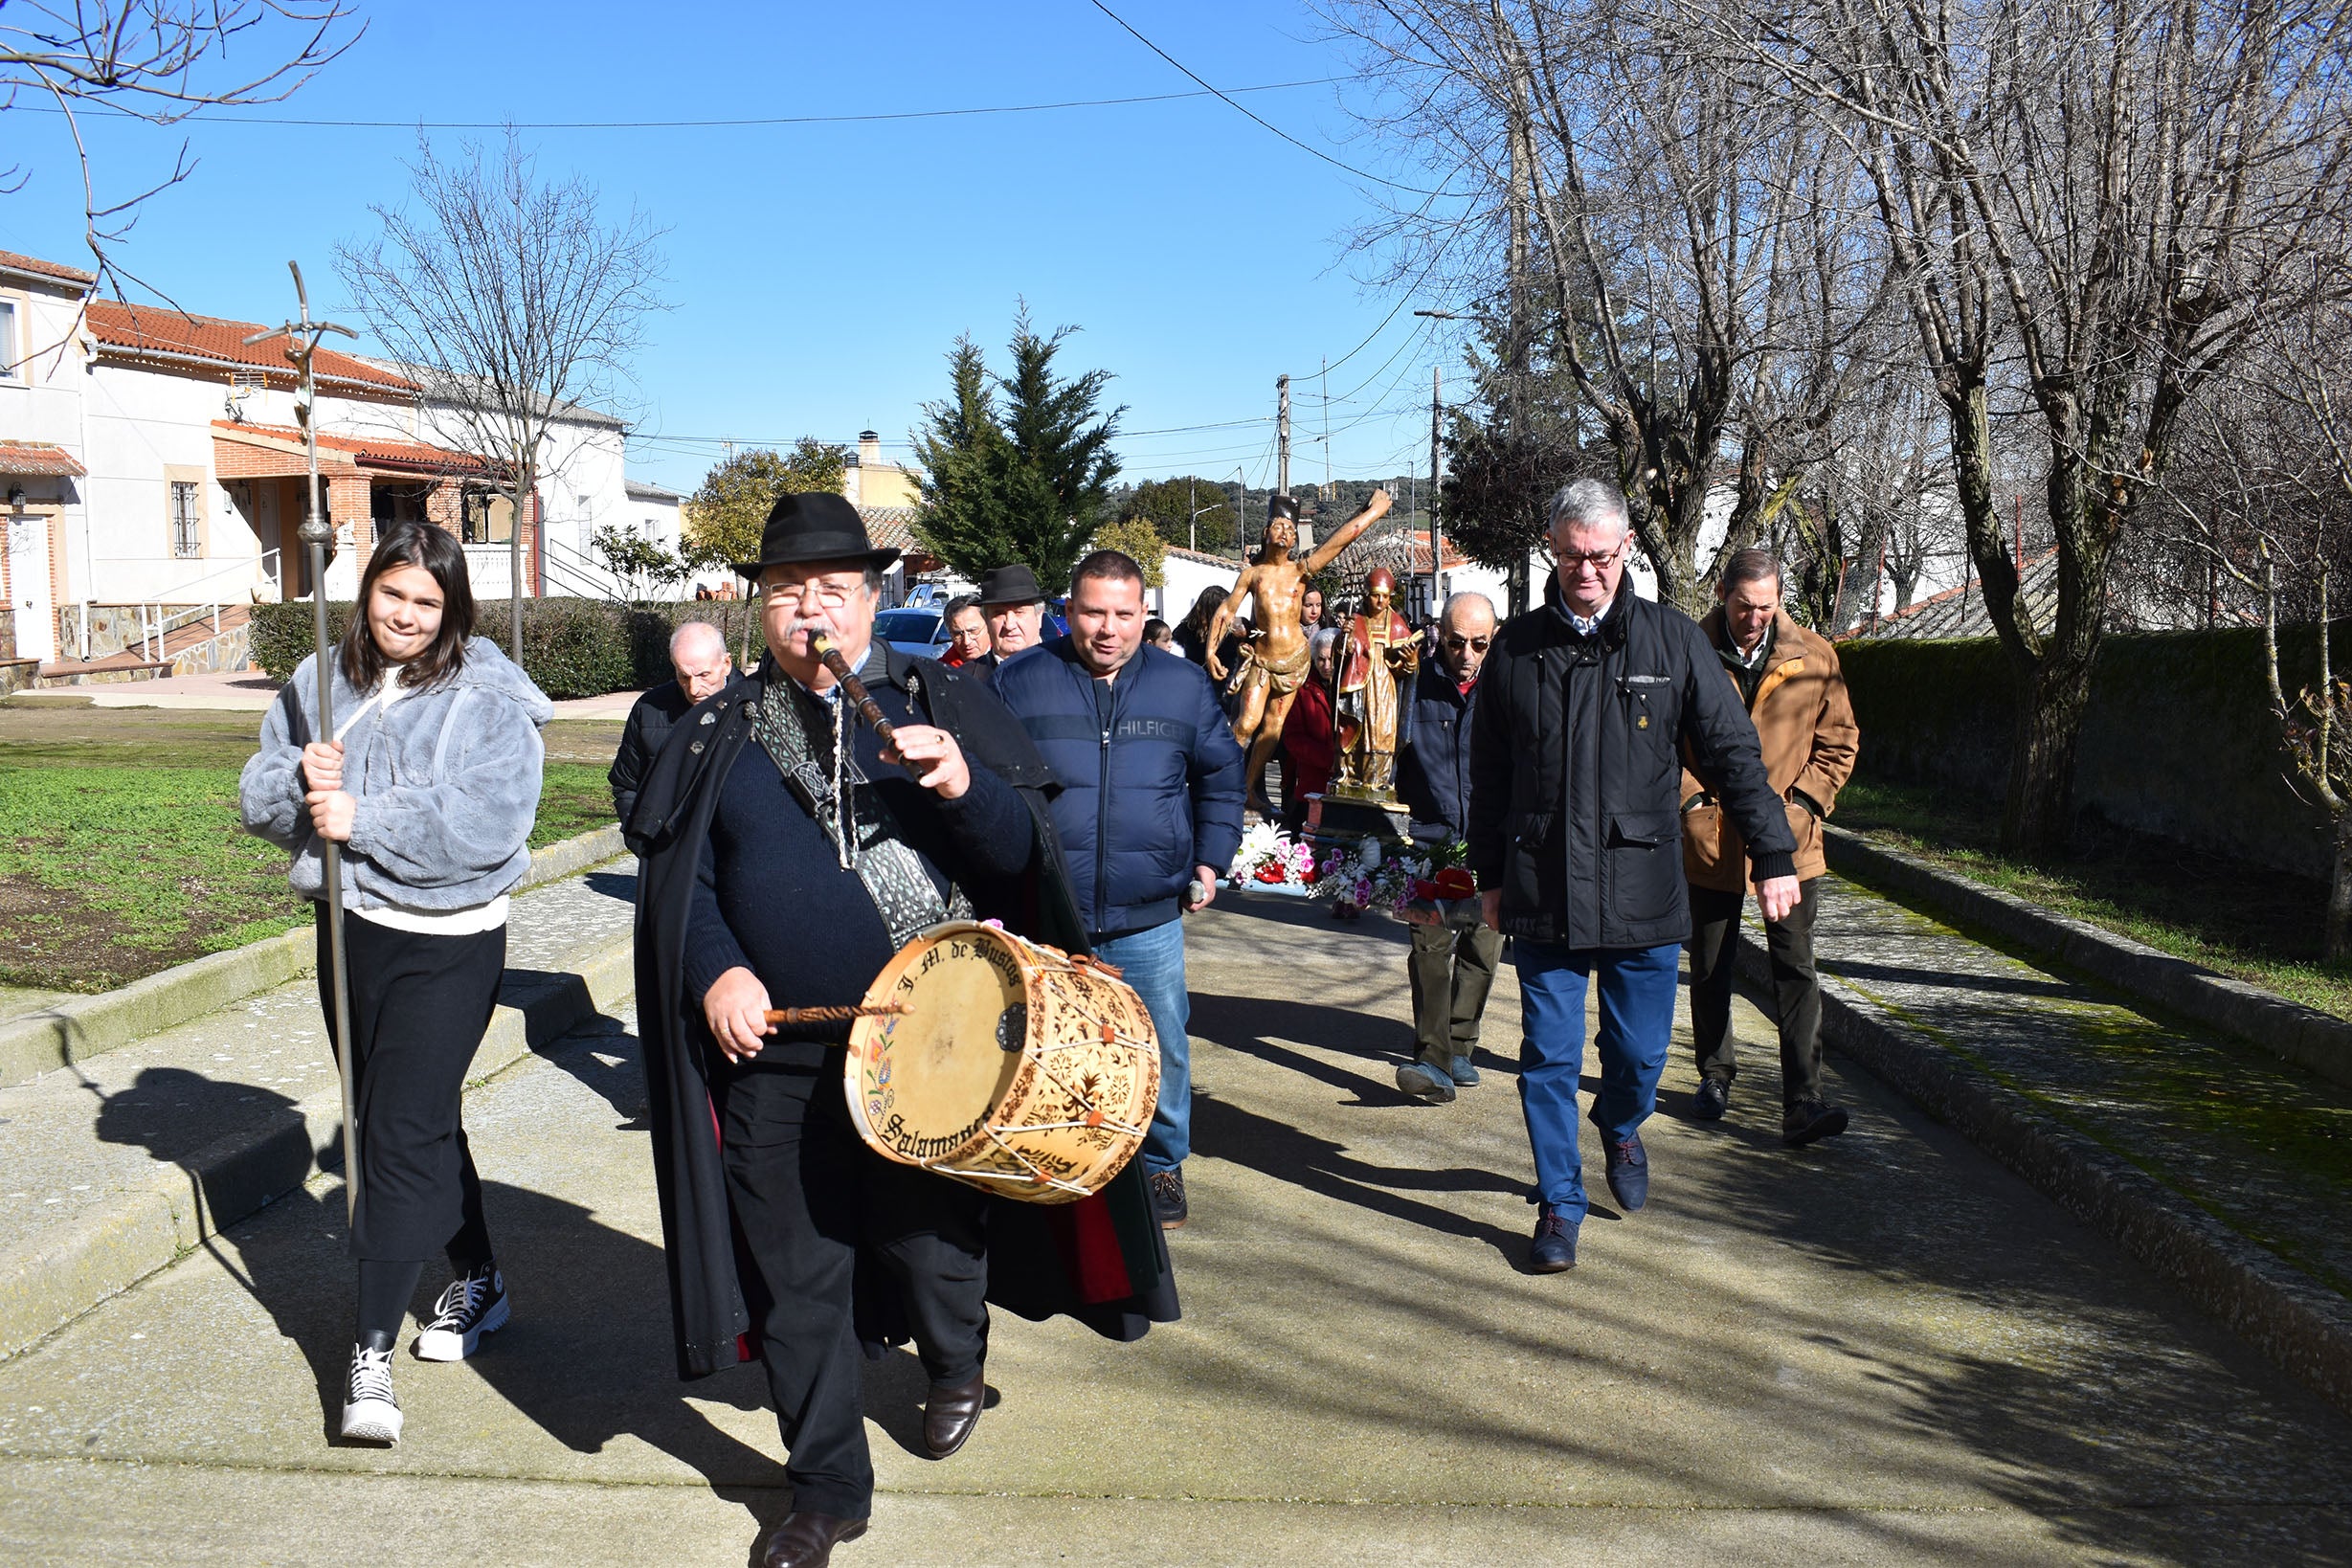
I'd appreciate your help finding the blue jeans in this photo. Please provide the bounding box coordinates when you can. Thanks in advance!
[1514,940,1682,1221]
[1093,918,1192,1174]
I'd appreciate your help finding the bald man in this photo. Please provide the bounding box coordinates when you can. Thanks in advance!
[613,621,738,850]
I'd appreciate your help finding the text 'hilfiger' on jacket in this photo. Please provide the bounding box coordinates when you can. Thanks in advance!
[991,637,1245,940]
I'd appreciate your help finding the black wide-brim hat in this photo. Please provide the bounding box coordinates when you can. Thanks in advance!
[732,492,901,580]
[975,562,1047,607]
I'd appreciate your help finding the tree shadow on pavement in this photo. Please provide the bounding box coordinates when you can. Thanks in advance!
[93,1080,803,1544]
[1190,1090,1528,1266]
[1190,990,1421,1106]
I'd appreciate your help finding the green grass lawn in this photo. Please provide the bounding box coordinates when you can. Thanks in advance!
[1836,777,2352,1021]
[0,705,622,994]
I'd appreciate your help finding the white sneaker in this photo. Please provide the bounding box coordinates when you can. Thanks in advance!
[341,1342,403,1444]
[413,1264,508,1362]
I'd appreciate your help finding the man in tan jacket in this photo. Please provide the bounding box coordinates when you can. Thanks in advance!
[1680,549,1860,1146]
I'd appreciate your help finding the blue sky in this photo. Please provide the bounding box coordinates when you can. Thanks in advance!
[1,1,1465,499]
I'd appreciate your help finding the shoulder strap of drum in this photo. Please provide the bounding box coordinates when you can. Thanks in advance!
[749,680,972,948]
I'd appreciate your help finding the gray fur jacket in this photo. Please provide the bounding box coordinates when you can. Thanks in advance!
[240,638,553,912]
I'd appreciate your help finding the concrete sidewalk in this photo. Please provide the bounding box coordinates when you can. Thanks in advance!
[0,865,638,1361]
[2,891,2347,1564]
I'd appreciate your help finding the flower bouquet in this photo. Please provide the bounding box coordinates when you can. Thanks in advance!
[1225,821,1321,895]
[1310,839,1429,919]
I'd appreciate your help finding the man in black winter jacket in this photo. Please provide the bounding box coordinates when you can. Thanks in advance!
[1467,481,1799,1275]
[992,549,1245,1231]
[610,620,736,848]
[1393,591,1502,1104]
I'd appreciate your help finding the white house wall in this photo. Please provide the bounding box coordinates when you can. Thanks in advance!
[0,277,90,659]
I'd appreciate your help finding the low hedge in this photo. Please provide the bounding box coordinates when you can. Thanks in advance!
[250,597,767,701]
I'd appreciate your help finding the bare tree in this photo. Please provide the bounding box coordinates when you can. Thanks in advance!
[1328,0,1888,613]
[2,2,359,297]
[1709,0,2352,855]
[2152,283,2352,953]
[337,132,665,660]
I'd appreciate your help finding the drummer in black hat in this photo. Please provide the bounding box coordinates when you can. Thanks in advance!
[625,495,1178,1568]
[971,561,1049,682]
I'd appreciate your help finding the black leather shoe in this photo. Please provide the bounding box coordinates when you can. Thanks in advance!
[1782,1099,1850,1147]
[1691,1077,1730,1121]
[924,1371,987,1459]
[759,1512,867,1568]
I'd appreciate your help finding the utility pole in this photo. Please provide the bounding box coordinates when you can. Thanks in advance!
[1276,374,1290,495]
[1429,364,1444,616]
[1502,3,1535,616]
[1189,476,1197,553]
[1321,356,1331,503]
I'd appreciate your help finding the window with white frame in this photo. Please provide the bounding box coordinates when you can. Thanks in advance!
[0,298,18,381]
[169,481,202,558]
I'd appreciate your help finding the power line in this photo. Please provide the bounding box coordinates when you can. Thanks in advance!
[1083,0,1444,196]
[35,77,1345,132]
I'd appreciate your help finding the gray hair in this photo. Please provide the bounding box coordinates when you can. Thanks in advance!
[669,619,726,659]
[1442,591,1496,627]
[1548,479,1631,540]
[1310,626,1341,661]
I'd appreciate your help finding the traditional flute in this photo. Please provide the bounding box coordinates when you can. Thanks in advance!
[763,1002,911,1025]
[808,632,896,743]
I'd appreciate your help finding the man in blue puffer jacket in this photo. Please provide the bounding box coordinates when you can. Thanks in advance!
[992,549,1245,1231]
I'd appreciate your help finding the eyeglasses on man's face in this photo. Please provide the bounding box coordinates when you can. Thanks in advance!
[764,574,864,608]
[1555,545,1624,572]
[1441,634,1491,652]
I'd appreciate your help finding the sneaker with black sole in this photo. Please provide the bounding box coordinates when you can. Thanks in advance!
[1604,1132,1649,1212]
[413,1262,508,1362]
[1149,1167,1189,1229]
[1782,1100,1850,1147]
[1528,1201,1579,1273]
[1691,1077,1729,1121]
[341,1338,402,1444]
[1396,1060,1456,1103]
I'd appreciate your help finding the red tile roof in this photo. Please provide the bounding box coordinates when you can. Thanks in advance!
[90,300,414,393]
[0,440,86,478]
[0,250,97,285]
[213,421,499,478]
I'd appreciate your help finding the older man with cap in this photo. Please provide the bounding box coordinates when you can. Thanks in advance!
[626,494,1177,1567]
[611,621,736,851]
[1468,480,1799,1275]
[970,562,1050,681]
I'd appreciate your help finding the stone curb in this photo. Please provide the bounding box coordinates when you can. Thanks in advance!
[1824,825,2352,1091]
[0,824,627,1090]
[0,930,637,1363]
[1739,931,2352,1422]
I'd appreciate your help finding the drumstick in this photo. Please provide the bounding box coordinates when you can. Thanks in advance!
[763,1003,911,1025]
[808,633,897,745]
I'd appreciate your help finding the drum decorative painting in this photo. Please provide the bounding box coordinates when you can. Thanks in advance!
[845,922,1159,1202]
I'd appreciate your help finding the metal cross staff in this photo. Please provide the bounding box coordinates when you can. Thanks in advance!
[244,262,363,1227]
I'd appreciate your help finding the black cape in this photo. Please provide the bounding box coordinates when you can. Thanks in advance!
[627,644,1180,1379]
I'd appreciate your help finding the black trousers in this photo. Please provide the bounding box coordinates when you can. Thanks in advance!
[717,1053,988,1520]
[1406,921,1503,1067]
[1685,879,1825,1109]
[315,905,501,1264]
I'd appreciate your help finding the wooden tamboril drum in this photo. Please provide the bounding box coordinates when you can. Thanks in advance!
[845,922,1159,1203]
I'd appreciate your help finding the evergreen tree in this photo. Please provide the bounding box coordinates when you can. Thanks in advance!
[912,311,1124,587]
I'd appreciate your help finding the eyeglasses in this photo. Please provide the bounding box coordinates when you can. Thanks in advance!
[1556,547,1623,572]
[1441,635,1491,652]
[764,577,862,608]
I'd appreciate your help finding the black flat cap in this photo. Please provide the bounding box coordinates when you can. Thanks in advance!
[975,562,1046,607]
[732,492,900,579]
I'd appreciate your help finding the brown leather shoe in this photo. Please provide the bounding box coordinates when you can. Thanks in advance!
[758,1511,868,1568]
[923,1371,987,1459]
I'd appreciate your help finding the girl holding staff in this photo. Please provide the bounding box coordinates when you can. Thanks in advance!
[240,520,552,1445]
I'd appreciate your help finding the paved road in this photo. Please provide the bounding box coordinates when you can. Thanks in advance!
[3,893,2348,1566]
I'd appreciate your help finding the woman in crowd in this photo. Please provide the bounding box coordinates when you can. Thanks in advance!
[240,520,553,1447]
